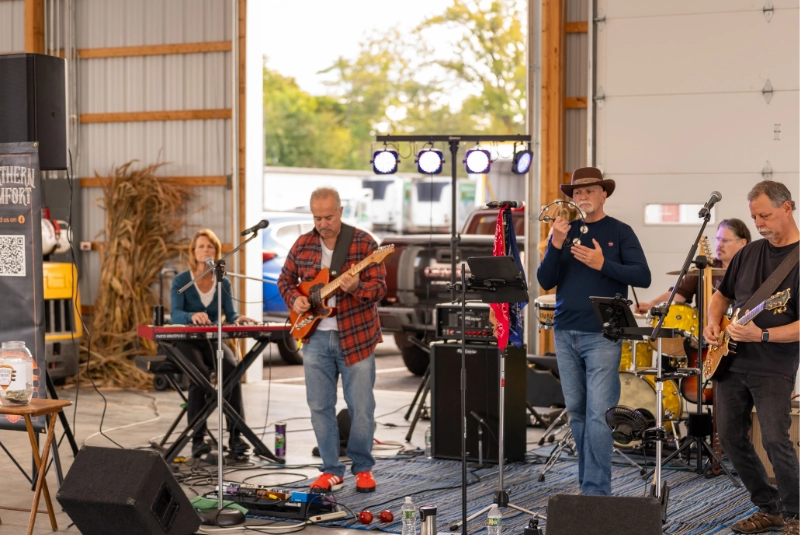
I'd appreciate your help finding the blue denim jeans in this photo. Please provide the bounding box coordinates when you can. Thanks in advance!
[303,330,376,478]
[554,330,622,495]
[716,372,799,517]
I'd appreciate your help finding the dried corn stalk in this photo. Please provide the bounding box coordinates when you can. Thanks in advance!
[84,161,192,388]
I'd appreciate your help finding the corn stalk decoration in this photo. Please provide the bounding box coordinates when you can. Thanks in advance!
[85,161,193,387]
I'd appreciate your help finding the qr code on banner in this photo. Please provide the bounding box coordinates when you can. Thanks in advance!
[0,235,26,276]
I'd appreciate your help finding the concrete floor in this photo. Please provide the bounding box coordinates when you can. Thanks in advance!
[0,340,548,534]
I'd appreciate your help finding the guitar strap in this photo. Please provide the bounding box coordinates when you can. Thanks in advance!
[739,244,799,316]
[329,223,356,279]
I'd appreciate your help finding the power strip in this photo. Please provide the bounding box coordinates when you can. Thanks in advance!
[308,510,348,523]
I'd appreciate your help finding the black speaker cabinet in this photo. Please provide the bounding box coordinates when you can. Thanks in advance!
[546,494,662,535]
[0,53,66,170]
[56,446,200,535]
[431,343,526,463]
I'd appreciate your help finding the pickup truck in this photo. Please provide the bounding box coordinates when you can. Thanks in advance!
[379,208,525,375]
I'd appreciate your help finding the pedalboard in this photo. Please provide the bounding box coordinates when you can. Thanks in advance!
[208,482,336,520]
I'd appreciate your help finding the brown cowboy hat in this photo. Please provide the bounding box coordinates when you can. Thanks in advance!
[560,167,616,198]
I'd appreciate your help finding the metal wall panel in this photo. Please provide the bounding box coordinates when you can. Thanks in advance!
[74,0,234,304]
[0,0,25,53]
[595,0,800,309]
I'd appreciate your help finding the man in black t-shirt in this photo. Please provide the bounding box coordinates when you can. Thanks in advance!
[704,181,799,535]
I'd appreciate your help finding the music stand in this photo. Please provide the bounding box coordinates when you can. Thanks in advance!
[449,256,536,532]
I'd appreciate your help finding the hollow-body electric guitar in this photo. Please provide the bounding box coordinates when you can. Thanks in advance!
[289,245,394,340]
[702,288,790,379]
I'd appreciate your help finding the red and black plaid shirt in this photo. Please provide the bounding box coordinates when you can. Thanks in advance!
[277,227,387,366]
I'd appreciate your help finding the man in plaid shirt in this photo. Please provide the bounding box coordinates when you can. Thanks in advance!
[278,187,386,493]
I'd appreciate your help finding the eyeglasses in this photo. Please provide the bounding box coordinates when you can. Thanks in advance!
[714,238,741,245]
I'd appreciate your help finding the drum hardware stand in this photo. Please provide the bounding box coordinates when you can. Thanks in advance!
[591,295,683,523]
[643,253,739,487]
[537,428,575,482]
[537,407,569,445]
[448,253,543,532]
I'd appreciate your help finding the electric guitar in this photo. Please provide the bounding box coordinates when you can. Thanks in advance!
[702,288,791,379]
[289,245,394,340]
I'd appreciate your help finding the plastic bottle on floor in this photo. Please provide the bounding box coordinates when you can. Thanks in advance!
[487,504,503,535]
[401,496,417,535]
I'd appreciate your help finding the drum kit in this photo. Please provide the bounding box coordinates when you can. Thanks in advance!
[533,283,715,451]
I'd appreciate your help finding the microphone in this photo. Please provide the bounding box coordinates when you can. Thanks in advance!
[698,191,722,217]
[470,411,486,425]
[486,200,524,209]
[241,219,269,236]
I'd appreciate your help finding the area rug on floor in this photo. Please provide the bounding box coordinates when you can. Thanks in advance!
[272,452,753,535]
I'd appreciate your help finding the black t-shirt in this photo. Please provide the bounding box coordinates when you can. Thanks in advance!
[717,239,799,380]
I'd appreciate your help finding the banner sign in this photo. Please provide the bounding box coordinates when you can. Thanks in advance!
[0,142,45,432]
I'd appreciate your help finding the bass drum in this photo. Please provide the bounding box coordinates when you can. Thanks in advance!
[615,372,682,448]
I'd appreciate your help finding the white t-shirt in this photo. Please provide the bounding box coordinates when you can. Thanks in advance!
[316,240,338,331]
[196,278,216,308]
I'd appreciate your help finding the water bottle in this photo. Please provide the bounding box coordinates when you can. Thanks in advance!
[401,496,417,535]
[487,504,502,535]
[424,427,432,458]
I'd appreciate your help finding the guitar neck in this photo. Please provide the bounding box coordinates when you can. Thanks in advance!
[736,301,765,326]
[320,256,374,298]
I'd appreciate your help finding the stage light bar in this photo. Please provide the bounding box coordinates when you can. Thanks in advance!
[416,149,444,174]
[464,149,491,174]
[511,149,533,174]
[371,150,399,175]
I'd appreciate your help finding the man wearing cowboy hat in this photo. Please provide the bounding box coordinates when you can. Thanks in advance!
[537,166,651,496]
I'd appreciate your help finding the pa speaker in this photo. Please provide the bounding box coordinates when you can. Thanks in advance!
[0,53,66,170]
[56,446,200,535]
[431,343,526,463]
[546,494,662,535]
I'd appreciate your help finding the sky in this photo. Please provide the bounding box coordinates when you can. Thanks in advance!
[250,0,453,96]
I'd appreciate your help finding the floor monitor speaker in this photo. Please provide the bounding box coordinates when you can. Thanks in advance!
[431,343,526,463]
[56,446,200,535]
[0,53,66,170]
[546,494,662,535]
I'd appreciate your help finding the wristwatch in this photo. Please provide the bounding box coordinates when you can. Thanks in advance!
[761,329,770,342]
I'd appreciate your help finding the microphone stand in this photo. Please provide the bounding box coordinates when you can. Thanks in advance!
[177,230,261,526]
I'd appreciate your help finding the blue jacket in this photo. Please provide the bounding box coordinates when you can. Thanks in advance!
[170,270,240,325]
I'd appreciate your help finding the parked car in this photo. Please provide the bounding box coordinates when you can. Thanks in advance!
[261,211,379,365]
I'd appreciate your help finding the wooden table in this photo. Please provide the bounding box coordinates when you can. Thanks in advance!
[0,398,72,534]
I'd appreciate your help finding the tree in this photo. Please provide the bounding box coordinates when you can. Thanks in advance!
[263,63,357,169]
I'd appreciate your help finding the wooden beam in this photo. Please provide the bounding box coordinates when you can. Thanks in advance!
[85,241,233,252]
[80,109,232,124]
[24,0,44,53]
[564,97,587,109]
[78,41,232,59]
[234,0,247,298]
[539,0,566,355]
[565,21,588,33]
[80,176,228,188]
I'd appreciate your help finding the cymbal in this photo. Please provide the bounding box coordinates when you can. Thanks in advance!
[666,268,727,276]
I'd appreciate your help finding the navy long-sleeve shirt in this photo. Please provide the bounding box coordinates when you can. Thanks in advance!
[537,215,651,332]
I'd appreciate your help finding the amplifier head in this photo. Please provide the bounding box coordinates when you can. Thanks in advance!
[434,301,496,342]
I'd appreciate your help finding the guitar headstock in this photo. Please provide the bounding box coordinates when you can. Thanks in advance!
[766,288,791,315]
[701,236,713,259]
[369,244,395,264]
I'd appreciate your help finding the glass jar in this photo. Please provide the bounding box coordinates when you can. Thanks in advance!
[0,341,34,405]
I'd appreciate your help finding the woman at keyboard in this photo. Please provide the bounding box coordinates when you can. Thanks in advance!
[171,228,256,459]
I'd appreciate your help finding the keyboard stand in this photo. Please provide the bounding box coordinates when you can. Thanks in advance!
[158,336,284,464]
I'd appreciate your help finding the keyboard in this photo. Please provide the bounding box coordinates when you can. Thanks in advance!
[137,323,288,341]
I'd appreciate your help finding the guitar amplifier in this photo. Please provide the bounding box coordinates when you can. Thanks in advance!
[752,406,800,483]
[434,302,496,342]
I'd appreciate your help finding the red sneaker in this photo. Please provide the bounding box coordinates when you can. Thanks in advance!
[310,473,344,492]
[355,471,376,493]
